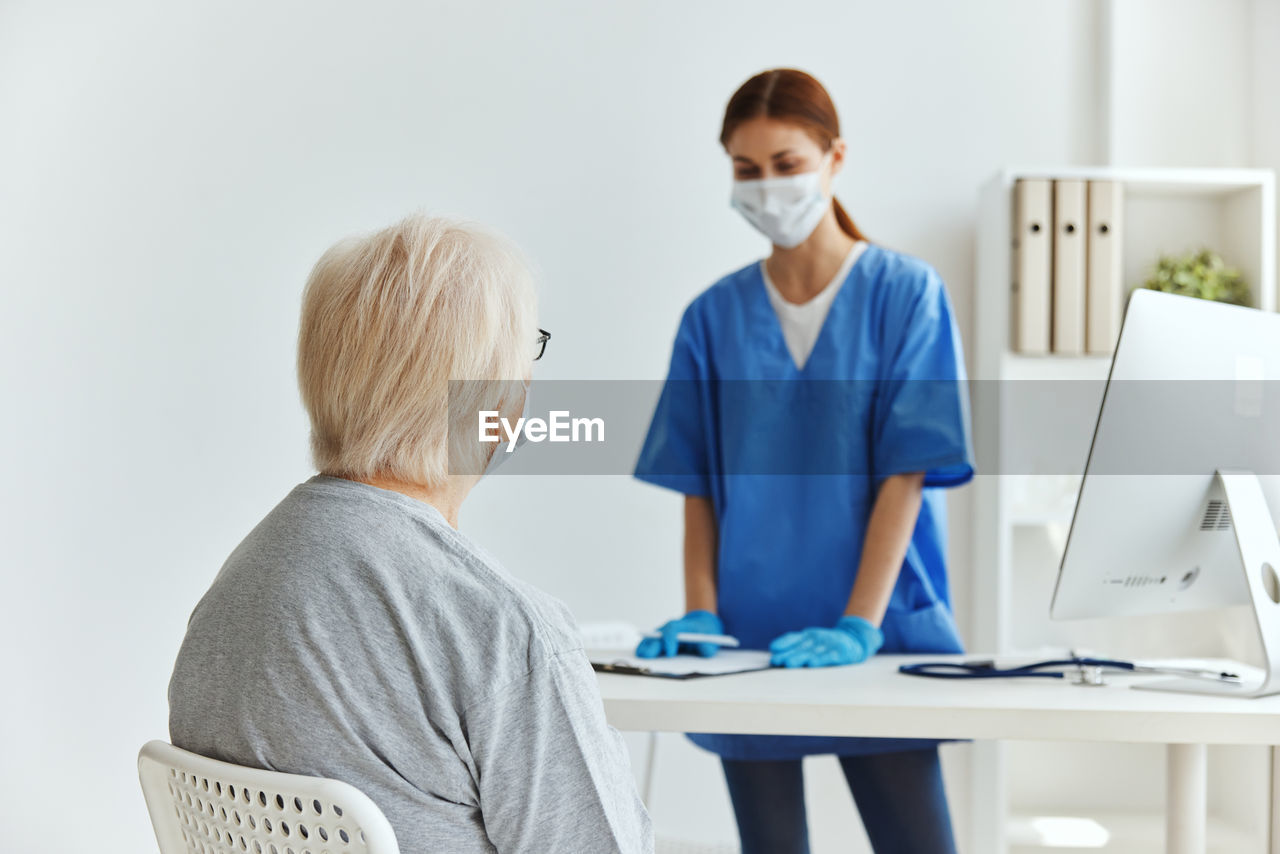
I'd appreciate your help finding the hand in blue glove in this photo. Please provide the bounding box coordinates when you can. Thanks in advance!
[635,610,724,658]
[769,615,884,668]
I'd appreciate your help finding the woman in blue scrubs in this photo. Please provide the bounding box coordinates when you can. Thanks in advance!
[634,69,973,854]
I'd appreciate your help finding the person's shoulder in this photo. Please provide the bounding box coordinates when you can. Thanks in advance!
[431,550,587,712]
[861,245,953,322]
[444,533,578,633]
[685,261,759,316]
[706,259,761,296]
[310,486,584,692]
[489,575,582,658]
[865,245,943,295]
[403,522,583,663]
[676,261,761,337]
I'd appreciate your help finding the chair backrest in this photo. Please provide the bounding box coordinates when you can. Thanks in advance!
[138,740,400,854]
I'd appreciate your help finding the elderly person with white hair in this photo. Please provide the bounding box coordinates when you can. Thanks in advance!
[168,214,653,854]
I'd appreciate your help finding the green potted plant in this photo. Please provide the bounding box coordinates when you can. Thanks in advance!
[1137,248,1251,305]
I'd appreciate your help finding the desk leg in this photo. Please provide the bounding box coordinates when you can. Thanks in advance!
[641,732,658,809]
[1166,743,1207,854]
[1270,746,1279,854]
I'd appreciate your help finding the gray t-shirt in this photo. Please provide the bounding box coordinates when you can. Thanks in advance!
[169,475,652,854]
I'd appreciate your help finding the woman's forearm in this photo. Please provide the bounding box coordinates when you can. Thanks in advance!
[683,495,719,613]
[845,472,925,625]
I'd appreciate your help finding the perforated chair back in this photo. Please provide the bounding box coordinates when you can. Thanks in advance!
[138,740,400,854]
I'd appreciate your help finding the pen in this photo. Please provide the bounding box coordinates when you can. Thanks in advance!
[640,631,741,648]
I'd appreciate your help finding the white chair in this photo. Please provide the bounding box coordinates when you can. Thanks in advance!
[138,740,400,854]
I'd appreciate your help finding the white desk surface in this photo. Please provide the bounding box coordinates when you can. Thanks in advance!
[596,654,1280,745]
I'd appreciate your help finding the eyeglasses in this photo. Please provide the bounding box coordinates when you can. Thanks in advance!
[534,328,551,361]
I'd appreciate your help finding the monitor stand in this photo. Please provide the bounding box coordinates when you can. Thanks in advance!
[1134,471,1280,698]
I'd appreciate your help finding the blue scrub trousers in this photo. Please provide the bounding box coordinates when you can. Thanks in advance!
[720,748,957,854]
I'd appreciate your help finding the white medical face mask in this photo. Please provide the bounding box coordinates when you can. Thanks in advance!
[730,155,831,249]
[483,381,531,476]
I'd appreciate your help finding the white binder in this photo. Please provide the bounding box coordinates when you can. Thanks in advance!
[1052,179,1087,354]
[1086,180,1125,354]
[1012,179,1052,354]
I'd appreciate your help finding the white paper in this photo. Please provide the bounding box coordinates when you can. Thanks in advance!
[589,649,772,677]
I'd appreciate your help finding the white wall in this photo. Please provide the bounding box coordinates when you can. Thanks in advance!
[1107,0,1256,168]
[0,1,1225,852]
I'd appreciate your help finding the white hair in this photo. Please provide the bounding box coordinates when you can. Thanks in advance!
[297,213,537,485]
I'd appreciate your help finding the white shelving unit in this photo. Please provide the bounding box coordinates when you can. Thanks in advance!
[967,167,1277,854]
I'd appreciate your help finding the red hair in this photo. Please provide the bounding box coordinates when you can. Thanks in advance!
[720,69,867,242]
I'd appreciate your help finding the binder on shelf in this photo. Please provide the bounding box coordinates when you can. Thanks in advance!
[1012,179,1052,354]
[1052,179,1087,354]
[1086,181,1124,354]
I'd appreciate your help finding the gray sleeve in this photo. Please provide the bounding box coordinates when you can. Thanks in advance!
[464,649,654,854]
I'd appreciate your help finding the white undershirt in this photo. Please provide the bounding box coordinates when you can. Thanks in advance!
[761,241,867,370]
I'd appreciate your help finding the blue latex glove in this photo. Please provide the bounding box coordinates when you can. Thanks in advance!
[635,610,724,658]
[769,615,884,668]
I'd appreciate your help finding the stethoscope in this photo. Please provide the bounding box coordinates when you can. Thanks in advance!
[898,656,1241,687]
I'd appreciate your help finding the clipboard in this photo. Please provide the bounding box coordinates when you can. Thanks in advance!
[588,649,773,680]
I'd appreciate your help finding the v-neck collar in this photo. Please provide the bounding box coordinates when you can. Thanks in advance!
[756,242,869,374]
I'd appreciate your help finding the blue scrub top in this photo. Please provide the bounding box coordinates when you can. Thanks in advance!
[634,245,975,760]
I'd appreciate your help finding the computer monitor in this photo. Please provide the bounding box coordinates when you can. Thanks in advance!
[1050,289,1280,696]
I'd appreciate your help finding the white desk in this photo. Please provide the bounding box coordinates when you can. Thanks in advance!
[597,654,1280,854]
